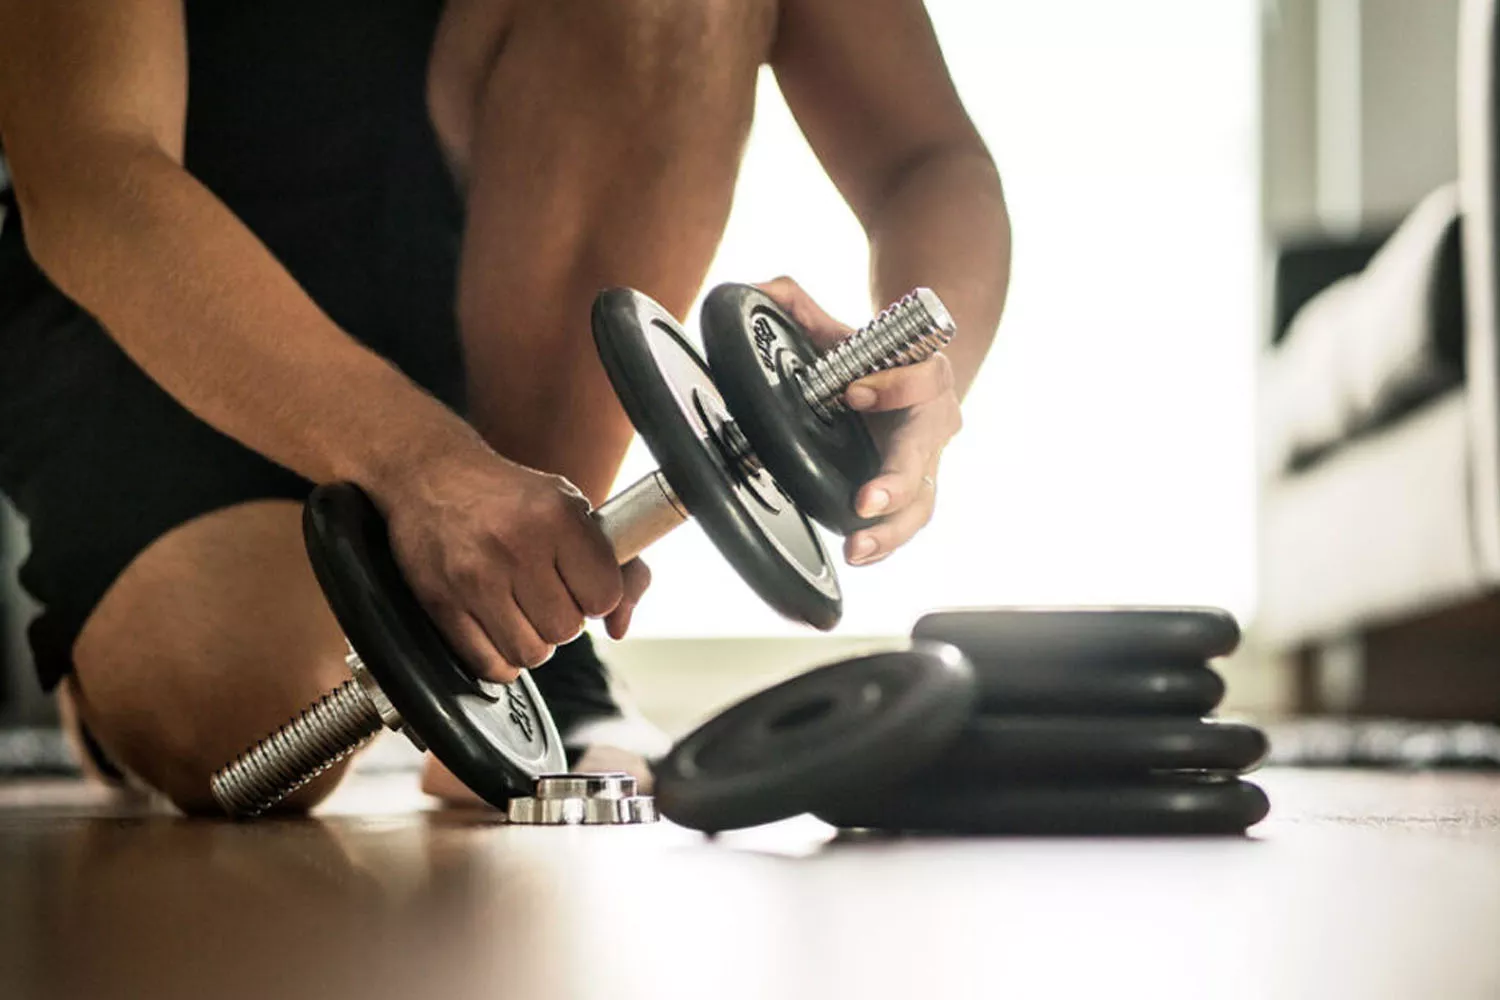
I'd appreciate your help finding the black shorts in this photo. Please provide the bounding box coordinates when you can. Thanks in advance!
[0,1,465,691]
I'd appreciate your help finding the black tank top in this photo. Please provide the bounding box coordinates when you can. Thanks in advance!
[0,0,466,409]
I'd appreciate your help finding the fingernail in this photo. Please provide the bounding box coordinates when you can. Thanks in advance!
[850,536,878,563]
[846,386,877,410]
[860,488,891,517]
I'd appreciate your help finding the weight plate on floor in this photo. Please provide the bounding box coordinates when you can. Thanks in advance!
[653,642,976,832]
[913,607,1241,664]
[818,776,1270,835]
[924,716,1269,780]
[592,288,842,630]
[954,658,1225,716]
[701,283,881,535]
[303,482,566,806]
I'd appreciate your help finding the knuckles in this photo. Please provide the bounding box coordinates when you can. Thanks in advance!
[762,275,801,297]
[446,551,494,595]
[482,660,524,684]
[535,608,586,645]
[516,640,556,669]
[575,574,625,618]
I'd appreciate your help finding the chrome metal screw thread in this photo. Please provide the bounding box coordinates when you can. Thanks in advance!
[210,650,389,817]
[798,287,957,420]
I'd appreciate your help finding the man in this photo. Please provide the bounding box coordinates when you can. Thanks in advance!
[0,0,1009,812]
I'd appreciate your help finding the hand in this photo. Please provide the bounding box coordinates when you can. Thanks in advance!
[368,437,650,683]
[758,277,962,566]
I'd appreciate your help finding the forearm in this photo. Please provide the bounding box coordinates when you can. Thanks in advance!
[865,147,1010,398]
[16,137,482,490]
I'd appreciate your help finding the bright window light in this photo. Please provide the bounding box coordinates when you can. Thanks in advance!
[617,0,1261,637]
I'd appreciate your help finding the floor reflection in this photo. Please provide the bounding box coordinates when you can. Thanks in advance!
[5,800,819,1000]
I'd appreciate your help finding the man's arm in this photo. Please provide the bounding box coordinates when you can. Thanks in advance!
[771,0,1010,398]
[769,0,1009,563]
[0,0,636,678]
[0,0,472,489]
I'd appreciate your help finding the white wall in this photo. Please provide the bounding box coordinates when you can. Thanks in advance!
[1262,0,1459,235]
[1362,0,1460,222]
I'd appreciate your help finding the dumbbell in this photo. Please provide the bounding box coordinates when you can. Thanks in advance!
[209,284,956,818]
[652,607,1271,835]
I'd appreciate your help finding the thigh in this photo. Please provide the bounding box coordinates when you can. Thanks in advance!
[69,500,352,814]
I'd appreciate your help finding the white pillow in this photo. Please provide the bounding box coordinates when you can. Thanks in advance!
[1260,183,1464,476]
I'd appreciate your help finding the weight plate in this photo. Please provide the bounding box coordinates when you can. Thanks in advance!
[303,483,566,806]
[592,288,841,629]
[961,658,1225,716]
[921,716,1269,780]
[913,607,1241,664]
[701,283,882,535]
[818,776,1270,836]
[653,642,976,832]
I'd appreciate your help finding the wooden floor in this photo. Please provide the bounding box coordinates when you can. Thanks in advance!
[1,768,1497,1000]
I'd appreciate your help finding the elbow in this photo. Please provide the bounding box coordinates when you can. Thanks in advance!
[9,169,84,290]
[6,135,169,294]
[865,138,999,213]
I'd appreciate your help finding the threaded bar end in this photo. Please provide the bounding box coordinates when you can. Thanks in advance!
[799,288,957,416]
[210,678,384,817]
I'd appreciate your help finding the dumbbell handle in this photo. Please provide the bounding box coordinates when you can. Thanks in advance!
[592,469,688,564]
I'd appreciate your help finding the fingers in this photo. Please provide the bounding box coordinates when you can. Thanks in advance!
[429,606,522,684]
[846,485,936,566]
[555,506,625,618]
[844,354,957,413]
[844,393,959,563]
[604,558,652,640]
[471,592,556,670]
[755,275,856,350]
[482,496,620,672]
[514,567,587,646]
[855,396,959,512]
[852,464,930,560]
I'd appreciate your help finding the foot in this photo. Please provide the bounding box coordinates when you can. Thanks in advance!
[421,633,669,805]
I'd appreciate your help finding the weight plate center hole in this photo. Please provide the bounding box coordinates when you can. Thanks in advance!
[691,388,784,514]
[769,695,839,733]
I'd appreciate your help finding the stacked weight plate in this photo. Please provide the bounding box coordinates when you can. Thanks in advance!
[816,608,1271,835]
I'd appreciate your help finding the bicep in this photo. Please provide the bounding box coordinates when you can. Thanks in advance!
[0,0,187,196]
[771,0,985,225]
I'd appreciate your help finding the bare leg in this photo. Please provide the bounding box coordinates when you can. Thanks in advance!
[69,501,352,813]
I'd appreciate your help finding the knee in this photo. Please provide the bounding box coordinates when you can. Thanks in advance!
[72,686,357,816]
[158,757,352,818]
[68,651,358,817]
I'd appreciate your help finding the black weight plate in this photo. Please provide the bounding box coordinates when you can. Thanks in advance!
[653,642,977,832]
[818,776,1270,835]
[969,659,1225,716]
[701,283,881,535]
[592,288,842,630]
[913,606,1241,664]
[924,716,1269,780]
[303,483,567,806]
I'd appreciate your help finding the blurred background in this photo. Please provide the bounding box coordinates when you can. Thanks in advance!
[4,0,1495,757]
